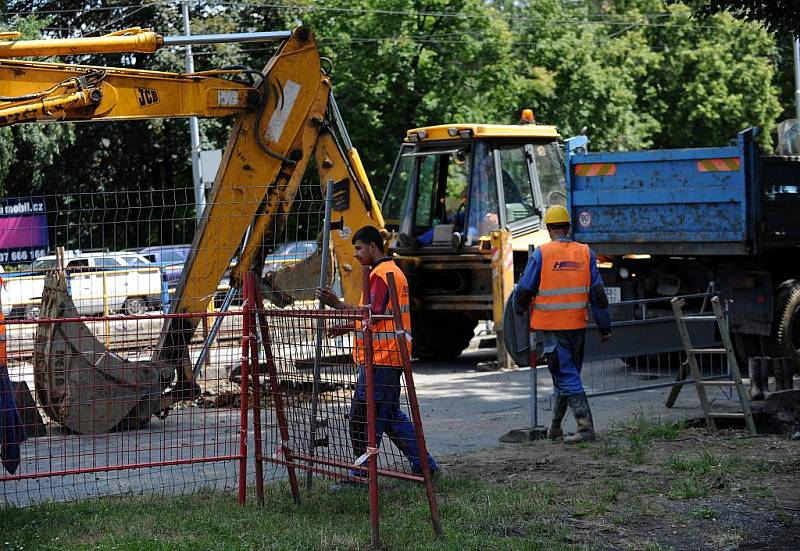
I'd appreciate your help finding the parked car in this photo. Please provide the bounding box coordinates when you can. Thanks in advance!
[261,240,318,277]
[137,245,191,289]
[3,251,162,318]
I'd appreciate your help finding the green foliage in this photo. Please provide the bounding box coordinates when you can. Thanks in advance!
[297,0,524,194]
[695,0,800,37]
[0,0,790,248]
[0,16,76,195]
[511,0,782,151]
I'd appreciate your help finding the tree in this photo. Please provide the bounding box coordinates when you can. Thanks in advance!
[695,1,800,37]
[509,0,782,150]
[295,0,525,193]
[0,16,75,196]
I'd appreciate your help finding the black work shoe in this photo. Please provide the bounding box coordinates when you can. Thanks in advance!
[412,464,442,478]
[329,479,367,493]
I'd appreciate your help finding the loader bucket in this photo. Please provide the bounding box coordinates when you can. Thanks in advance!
[33,272,170,434]
[261,242,333,307]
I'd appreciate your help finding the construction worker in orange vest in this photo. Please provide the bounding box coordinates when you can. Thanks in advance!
[513,205,612,443]
[316,225,439,478]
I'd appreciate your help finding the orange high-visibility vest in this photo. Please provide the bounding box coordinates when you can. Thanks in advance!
[353,260,412,367]
[530,240,591,331]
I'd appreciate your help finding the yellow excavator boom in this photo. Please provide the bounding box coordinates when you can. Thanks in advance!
[1,26,384,431]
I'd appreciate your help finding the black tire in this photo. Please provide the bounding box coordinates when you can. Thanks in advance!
[123,297,148,315]
[411,311,477,361]
[768,281,800,374]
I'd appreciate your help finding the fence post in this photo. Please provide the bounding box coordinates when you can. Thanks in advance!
[361,265,381,549]
[385,272,442,537]
[238,272,252,505]
[246,272,266,505]
[253,280,301,504]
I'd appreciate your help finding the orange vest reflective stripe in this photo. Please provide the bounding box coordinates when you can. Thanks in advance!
[353,260,411,367]
[530,240,591,331]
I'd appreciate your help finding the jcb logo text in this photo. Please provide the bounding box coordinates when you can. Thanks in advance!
[136,88,160,107]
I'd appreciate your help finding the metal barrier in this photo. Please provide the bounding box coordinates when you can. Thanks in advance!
[529,292,735,425]
[242,270,441,546]
[1,308,247,507]
[0,271,442,547]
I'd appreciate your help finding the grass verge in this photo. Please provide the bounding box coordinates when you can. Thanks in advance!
[0,474,575,551]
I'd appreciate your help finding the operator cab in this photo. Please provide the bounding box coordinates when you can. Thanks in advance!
[382,122,567,252]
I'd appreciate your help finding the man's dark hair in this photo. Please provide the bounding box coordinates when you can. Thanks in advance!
[546,222,570,232]
[351,225,384,249]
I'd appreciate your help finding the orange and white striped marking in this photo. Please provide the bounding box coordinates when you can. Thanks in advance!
[696,158,740,172]
[573,163,617,177]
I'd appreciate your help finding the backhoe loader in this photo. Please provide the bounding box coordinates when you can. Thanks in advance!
[0,26,382,432]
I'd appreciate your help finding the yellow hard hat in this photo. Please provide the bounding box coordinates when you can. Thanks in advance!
[544,205,570,225]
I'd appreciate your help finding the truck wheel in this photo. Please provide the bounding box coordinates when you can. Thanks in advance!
[411,311,477,361]
[123,297,147,315]
[771,281,800,374]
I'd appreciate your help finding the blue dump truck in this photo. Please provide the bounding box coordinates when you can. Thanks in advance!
[565,128,800,369]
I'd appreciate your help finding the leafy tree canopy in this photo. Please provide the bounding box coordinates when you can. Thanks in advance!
[694,0,800,37]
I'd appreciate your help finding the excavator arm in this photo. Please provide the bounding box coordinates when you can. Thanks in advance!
[1,27,383,431]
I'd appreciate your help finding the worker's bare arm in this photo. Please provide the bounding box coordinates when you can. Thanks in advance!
[315,287,359,310]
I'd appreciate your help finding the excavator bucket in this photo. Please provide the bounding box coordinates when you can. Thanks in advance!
[33,272,170,434]
[262,240,334,307]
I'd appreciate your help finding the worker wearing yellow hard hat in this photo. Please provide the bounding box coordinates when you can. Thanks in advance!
[512,204,612,443]
[543,204,570,225]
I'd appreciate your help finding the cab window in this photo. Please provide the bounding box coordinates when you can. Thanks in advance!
[381,145,414,230]
[532,143,567,208]
[497,145,536,224]
[465,143,500,245]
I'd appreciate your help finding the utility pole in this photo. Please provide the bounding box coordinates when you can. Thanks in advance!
[794,36,800,121]
[182,1,205,222]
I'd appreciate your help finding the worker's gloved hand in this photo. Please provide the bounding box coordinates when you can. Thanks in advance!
[599,328,612,342]
[513,288,534,316]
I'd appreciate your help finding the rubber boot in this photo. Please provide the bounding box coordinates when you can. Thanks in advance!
[564,393,596,444]
[773,357,786,391]
[776,358,795,391]
[748,357,765,400]
[784,358,796,390]
[759,357,771,396]
[547,391,568,440]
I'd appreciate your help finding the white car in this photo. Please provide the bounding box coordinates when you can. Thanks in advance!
[2,251,164,318]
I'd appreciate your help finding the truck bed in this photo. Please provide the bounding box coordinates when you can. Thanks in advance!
[565,128,800,256]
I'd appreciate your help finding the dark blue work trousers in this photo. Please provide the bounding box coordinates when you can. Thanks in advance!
[537,329,587,397]
[349,366,437,474]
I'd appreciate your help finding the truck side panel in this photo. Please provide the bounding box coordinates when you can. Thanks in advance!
[566,130,756,256]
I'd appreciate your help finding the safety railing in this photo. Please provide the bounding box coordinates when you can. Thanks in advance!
[527,291,736,428]
[241,269,441,547]
[0,308,246,507]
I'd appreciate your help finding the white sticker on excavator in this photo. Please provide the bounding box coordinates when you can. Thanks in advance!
[217,90,240,107]
[265,80,301,143]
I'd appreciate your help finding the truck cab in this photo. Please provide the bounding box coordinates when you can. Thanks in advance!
[381,122,567,359]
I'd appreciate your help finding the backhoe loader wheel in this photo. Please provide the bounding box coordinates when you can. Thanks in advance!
[411,311,477,361]
[767,280,800,374]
